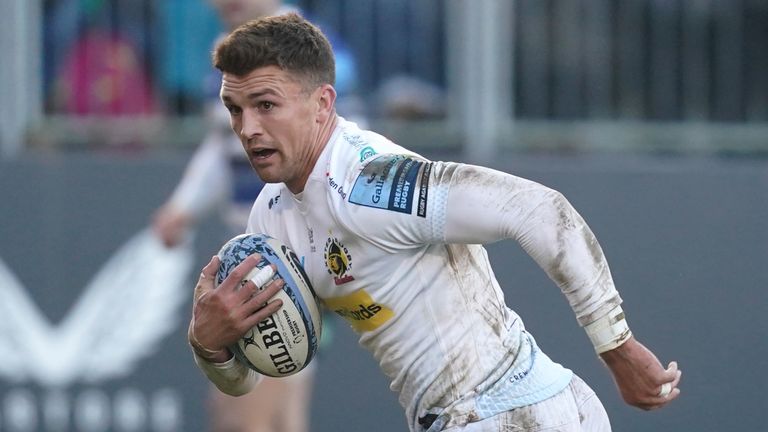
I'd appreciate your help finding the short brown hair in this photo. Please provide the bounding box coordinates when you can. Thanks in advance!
[213,12,336,92]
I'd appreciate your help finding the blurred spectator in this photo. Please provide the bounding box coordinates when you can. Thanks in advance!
[52,30,156,115]
[374,74,446,120]
[44,0,159,116]
[157,0,221,114]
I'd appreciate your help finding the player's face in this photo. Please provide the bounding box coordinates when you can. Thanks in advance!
[220,66,335,193]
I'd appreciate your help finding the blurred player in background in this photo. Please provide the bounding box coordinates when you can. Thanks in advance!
[188,13,682,432]
[152,1,359,431]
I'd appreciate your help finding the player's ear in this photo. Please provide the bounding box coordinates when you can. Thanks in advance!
[315,84,336,123]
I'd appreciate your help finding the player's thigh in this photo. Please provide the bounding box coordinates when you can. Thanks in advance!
[443,375,610,432]
[440,392,578,432]
[497,375,610,432]
[568,375,610,432]
[498,387,580,431]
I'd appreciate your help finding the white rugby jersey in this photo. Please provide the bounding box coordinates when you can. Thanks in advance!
[200,117,623,431]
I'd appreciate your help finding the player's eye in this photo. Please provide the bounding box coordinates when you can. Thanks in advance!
[226,105,242,115]
[258,101,275,111]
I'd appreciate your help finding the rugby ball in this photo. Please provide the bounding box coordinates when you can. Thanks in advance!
[215,233,322,377]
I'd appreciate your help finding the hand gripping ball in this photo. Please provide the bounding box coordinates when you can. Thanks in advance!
[215,233,322,377]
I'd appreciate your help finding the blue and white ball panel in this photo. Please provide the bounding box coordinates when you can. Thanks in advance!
[216,234,322,377]
[349,154,431,217]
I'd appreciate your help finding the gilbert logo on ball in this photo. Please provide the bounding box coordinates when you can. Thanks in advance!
[215,234,322,377]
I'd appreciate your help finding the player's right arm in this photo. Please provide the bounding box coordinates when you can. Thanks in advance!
[188,255,283,395]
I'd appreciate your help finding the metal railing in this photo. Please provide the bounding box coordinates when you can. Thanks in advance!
[3,0,766,157]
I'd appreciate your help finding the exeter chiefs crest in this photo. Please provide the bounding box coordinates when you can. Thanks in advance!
[324,238,354,285]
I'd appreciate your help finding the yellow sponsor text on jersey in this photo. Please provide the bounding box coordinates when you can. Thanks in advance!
[323,289,394,332]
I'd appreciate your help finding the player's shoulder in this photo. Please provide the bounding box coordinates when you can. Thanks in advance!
[328,118,425,183]
[324,120,431,220]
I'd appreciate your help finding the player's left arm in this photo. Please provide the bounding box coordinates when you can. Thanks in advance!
[427,162,681,409]
[599,337,681,410]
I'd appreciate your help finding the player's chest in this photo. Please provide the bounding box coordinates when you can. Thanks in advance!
[267,202,403,334]
[287,222,380,301]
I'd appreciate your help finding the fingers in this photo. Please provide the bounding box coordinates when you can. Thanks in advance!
[604,338,683,411]
[207,255,284,324]
[241,279,285,328]
[645,361,682,410]
[202,255,220,279]
[193,255,220,303]
[660,360,678,381]
[219,254,262,293]
[248,264,277,289]
[234,263,278,303]
[190,253,285,352]
[656,361,682,399]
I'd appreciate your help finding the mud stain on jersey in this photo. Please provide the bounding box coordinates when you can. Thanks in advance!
[505,405,544,430]
[467,409,480,422]
[548,193,578,286]
[445,242,460,274]
[426,243,512,410]
[447,163,524,191]
[445,243,506,334]
[550,192,609,285]
[548,192,622,324]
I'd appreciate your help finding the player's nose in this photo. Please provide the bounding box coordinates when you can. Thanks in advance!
[240,109,264,140]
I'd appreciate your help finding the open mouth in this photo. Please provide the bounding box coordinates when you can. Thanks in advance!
[252,149,277,159]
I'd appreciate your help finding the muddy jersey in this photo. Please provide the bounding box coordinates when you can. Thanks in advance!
[218,118,623,431]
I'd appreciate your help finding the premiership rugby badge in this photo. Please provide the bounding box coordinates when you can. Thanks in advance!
[324,237,355,285]
[349,154,429,217]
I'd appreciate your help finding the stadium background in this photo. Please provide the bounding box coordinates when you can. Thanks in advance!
[0,0,766,431]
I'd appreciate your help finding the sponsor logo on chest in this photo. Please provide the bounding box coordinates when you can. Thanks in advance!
[322,289,394,332]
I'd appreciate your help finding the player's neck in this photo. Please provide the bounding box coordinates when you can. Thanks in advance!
[286,114,338,195]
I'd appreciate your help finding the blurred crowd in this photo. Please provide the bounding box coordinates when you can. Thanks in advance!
[41,0,447,121]
[36,0,768,152]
